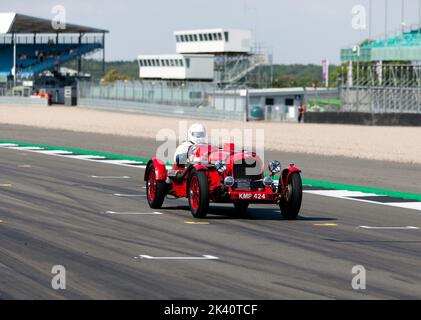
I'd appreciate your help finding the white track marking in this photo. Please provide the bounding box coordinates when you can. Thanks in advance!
[113,194,145,197]
[65,155,106,160]
[106,211,162,215]
[93,160,141,165]
[91,176,131,179]
[6,146,44,150]
[304,190,378,198]
[304,189,421,212]
[382,202,421,211]
[136,255,219,260]
[35,150,73,155]
[359,226,419,230]
[0,143,18,147]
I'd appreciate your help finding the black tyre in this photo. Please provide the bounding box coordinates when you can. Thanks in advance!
[233,201,249,217]
[188,170,209,219]
[146,165,166,209]
[280,173,302,220]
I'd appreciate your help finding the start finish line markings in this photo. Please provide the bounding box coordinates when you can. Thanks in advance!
[359,226,419,230]
[135,255,219,260]
[106,211,163,215]
[91,176,131,179]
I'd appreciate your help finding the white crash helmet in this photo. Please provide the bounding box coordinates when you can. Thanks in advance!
[188,123,207,144]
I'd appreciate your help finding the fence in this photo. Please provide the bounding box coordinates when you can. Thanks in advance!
[77,80,246,121]
[341,63,421,114]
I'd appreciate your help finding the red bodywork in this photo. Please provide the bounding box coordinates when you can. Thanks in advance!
[144,143,301,204]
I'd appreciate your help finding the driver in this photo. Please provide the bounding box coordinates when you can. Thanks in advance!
[174,123,207,166]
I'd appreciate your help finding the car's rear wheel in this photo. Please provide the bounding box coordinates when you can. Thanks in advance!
[146,165,166,209]
[188,170,209,219]
[279,173,302,220]
[233,201,249,217]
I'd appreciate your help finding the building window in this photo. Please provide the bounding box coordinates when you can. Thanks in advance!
[199,34,203,41]
[139,60,143,67]
[156,59,160,66]
[185,58,190,68]
[224,31,229,42]
[204,34,209,41]
[209,33,213,41]
[193,34,198,41]
[188,34,193,42]
[180,59,184,67]
[217,33,222,40]
[213,33,218,41]
[285,98,294,106]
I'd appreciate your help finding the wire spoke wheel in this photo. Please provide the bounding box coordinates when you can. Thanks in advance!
[146,164,166,209]
[188,170,209,219]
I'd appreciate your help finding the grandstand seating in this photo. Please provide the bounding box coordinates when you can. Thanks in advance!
[0,43,102,78]
[341,28,421,62]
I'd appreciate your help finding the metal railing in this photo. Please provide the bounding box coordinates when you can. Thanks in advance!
[341,63,421,114]
[77,80,247,121]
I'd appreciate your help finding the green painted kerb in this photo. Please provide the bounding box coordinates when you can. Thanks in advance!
[302,179,421,202]
[1,139,421,202]
[0,139,150,164]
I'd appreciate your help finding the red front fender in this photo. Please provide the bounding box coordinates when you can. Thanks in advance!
[281,166,302,189]
[144,158,167,181]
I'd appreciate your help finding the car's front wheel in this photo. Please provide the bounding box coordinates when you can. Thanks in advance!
[279,173,302,220]
[188,170,209,219]
[146,165,166,209]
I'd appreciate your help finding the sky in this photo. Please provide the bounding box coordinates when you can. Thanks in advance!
[1,0,421,64]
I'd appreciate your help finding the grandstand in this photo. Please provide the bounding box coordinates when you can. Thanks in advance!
[0,12,108,86]
[339,24,421,115]
[341,27,421,62]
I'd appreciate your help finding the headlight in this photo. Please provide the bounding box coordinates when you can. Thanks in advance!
[215,160,227,173]
[268,160,282,174]
[224,176,235,187]
[263,176,274,187]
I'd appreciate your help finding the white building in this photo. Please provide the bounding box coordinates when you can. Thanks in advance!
[174,28,252,54]
[137,54,214,81]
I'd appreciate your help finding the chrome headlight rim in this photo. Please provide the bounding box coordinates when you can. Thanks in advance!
[224,176,235,187]
[263,176,274,187]
[268,160,282,174]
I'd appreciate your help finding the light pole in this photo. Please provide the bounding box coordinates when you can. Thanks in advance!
[385,0,388,39]
[13,34,17,88]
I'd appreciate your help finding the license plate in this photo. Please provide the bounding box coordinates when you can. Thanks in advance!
[238,193,267,200]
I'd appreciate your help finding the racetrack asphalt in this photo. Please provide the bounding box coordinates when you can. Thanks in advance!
[1,125,421,299]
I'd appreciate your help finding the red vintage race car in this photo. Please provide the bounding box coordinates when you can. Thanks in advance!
[144,143,303,219]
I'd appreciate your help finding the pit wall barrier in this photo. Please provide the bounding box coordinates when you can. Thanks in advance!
[0,96,49,107]
[304,112,421,127]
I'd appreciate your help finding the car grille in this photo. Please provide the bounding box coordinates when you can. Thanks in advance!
[233,159,263,190]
